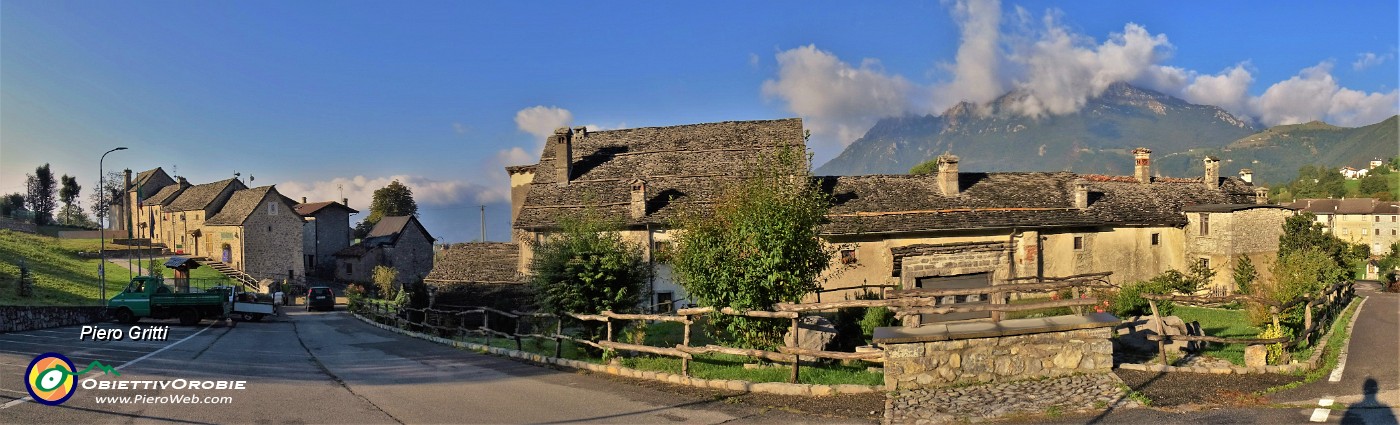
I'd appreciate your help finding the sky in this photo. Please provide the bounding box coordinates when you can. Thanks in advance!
[3,0,1397,243]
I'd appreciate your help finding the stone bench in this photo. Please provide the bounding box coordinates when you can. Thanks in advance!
[873,313,1121,390]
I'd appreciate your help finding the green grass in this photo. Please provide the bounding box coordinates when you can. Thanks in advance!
[0,230,138,306]
[1173,305,1262,366]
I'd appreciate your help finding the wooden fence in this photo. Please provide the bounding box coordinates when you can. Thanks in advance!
[353,273,1116,384]
[1139,281,1353,365]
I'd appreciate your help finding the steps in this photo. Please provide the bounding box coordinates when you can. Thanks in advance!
[203,260,260,291]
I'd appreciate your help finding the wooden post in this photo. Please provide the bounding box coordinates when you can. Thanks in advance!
[1071,287,1083,315]
[789,317,800,384]
[681,318,692,377]
[484,311,492,348]
[1147,299,1169,366]
[606,318,614,342]
[1303,301,1313,344]
[514,316,524,351]
[554,315,564,358]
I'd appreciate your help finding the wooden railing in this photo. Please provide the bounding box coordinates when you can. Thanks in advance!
[1139,281,1353,366]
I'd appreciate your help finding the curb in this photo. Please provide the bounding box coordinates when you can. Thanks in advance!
[350,313,880,397]
[1116,295,1364,375]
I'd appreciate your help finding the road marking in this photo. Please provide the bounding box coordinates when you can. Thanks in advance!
[1329,296,1369,382]
[1310,398,1334,422]
[0,323,214,409]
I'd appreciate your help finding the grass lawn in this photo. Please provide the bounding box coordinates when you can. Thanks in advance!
[0,230,136,306]
[1174,305,1262,366]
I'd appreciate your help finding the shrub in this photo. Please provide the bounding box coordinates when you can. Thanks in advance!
[373,265,398,299]
[859,307,895,340]
[1112,279,1174,317]
[528,213,648,348]
[1257,323,1292,365]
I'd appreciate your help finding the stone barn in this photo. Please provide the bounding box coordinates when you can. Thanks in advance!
[334,215,435,285]
[202,186,306,282]
[425,242,530,310]
[295,199,357,278]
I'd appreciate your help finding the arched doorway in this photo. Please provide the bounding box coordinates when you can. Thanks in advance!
[222,243,232,263]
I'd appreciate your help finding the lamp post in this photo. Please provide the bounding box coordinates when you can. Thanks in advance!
[99,146,128,307]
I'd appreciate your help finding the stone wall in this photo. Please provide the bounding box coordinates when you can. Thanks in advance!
[1,306,106,333]
[0,217,37,233]
[385,222,434,284]
[240,194,306,282]
[1185,208,1290,293]
[883,327,1113,391]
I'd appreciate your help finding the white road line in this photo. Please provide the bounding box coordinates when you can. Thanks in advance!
[1311,398,1335,422]
[0,323,214,409]
[1328,296,1368,382]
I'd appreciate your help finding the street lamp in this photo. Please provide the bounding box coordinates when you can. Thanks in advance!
[99,146,128,307]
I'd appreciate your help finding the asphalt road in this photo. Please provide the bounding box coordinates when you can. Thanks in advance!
[0,306,876,424]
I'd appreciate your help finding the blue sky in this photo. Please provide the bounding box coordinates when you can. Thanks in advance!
[3,0,1397,242]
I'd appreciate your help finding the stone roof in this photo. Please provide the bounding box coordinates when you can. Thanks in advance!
[294,201,358,217]
[1287,198,1396,215]
[1182,204,1295,213]
[514,118,806,230]
[425,242,524,284]
[142,183,186,207]
[335,215,435,258]
[505,164,537,175]
[819,172,1258,235]
[206,186,276,226]
[1374,202,1400,215]
[166,178,246,212]
[129,168,164,190]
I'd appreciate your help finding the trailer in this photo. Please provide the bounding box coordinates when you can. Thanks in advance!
[108,276,232,325]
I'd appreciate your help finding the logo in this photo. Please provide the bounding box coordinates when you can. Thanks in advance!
[24,352,120,406]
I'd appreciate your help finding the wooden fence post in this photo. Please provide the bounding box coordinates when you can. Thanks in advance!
[514,316,524,351]
[1147,299,1168,366]
[606,317,614,343]
[1070,287,1083,315]
[484,311,492,348]
[554,315,564,358]
[681,318,692,377]
[790,317,800,384]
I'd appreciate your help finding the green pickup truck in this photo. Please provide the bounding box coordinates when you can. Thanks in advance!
[108,276,232,325]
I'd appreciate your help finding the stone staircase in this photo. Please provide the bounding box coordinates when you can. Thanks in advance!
[200,259,260,291]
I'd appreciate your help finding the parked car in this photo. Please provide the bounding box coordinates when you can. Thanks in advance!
[306,287,335,311]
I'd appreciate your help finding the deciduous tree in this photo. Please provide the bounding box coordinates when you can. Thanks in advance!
[25,164,56,225]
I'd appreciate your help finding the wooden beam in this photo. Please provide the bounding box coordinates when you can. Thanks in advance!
[675,344,795,363]
[598,341,692,359]
[719,307,799,319]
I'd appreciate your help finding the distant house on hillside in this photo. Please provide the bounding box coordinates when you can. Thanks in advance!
[1340,166,1368,179]
[295,199,358,278]
[202,186,306,282]
[334,215,435,285]
[1288,198,1400,255]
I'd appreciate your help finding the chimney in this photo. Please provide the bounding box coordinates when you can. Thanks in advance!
[937,153,961,197]
[123,169,133,191]
[177,176,190,188]
[552,127,574,185]
[1132,148,1152,184]
[301,196,307,204]
[630,178,647,220]
[1255,187,1269,205]
[1203,156,1220,190]
[1073,180,1089,209]
[1238,168,1253,184]
[342,198,349,207]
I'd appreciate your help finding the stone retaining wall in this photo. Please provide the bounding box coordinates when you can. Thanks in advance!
[884,327,1113,390]
[0,306,106,333]
[352,312,880,397]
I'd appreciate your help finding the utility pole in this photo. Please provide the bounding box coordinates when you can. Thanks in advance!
[480,205,486,242]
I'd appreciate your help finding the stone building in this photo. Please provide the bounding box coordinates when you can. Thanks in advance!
[294,199,357,278]
[202,186,306,282]
[111,167,176,238]
[1182,204,1295,293]
[1288,198,1400,255]
[425,242,529,309]
[334,215,435,285]
[506,118,1284,313]
[160,178,247,257]
[511,119,807,311]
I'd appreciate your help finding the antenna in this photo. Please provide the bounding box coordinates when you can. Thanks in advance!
[480,205,486,242]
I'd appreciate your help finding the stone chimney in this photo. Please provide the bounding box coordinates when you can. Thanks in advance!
[342,198,349,207]
[1132,148,1152,184]
[1073,180,1089,209]
[630,178,647,220]
[1203,156,1220,190]
[552,127,574,185]
[123,169,133,191]
[301,197,308,204]
[177,176,191,188]
[1238,168,1253,184]
[1255,187,1269,205]
[937,153,960,197]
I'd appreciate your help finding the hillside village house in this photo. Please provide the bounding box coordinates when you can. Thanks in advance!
[334,215,435,285]
[500,119,1290,313]
[1287,198,1400,255]
[295,199,357,277]
[109,168,316,284]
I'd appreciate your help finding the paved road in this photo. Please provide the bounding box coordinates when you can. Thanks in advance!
[0,307,875,424]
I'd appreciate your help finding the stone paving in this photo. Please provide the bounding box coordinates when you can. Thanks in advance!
[887,373,1141,423]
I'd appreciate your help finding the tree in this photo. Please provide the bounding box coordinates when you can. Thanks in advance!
[1358,174,1389,196]
[1285,165,1346,199]
[1376,242,1400,283]
[528,214,648,344]
[373,265,398,299]
[88,171,124,227]
[0,193,24,218]
[25,164,56,225]
[56,174,92,227]
[909,159,940,175]
[1279,213,1349,267]
[356,180,418,238]
[671,147,835,349]
[1233,255,1258,295]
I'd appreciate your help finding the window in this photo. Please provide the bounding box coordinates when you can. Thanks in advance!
[1376,216,1382,222]
[1199,213,1210,235]
[1377,229,1383,235]
[268,201,278,216]
[652,241,672,261]
[1343,229,1350,235]
[1199,258,1210,270]
[655,292,674,313]
[1392,229,1396,236]
[344,263,353,275]
[1392,216,1396,222]
[840,249,857,265]
[1073,236,1084,250]
[1150,233,1160,246]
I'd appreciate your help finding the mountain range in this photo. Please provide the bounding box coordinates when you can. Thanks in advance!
[814,83,1397,185]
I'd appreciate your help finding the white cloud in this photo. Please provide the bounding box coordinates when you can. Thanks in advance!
[584,122,628,132]
[493,147,534,168]
[1249,62,1400,127]
[514,106,573,142]
[748,52,760,69]
[452,122,468,135]
[278,175,509,213]
[1353,52,1392,71]
[761,45,920,155]
[1002,19,1173,118]
[935,0,1005,110]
